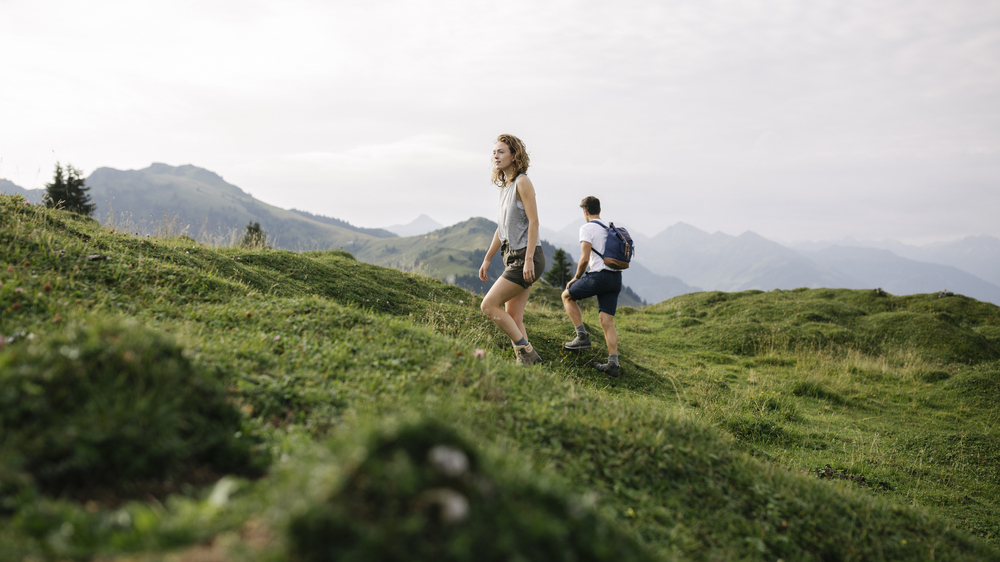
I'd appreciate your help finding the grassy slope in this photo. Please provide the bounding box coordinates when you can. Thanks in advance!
[1,195,998,560]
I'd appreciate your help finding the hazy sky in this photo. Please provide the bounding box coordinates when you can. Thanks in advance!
[2,1,998,243]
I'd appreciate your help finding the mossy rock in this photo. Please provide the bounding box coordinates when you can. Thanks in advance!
[0,319,266,503]
[289,420,653,562]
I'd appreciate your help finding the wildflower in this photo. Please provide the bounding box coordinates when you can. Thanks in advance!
[273,335,280,342]
[52,314,62,323]
[474,349,485,359]
[43,283,52,292]
[456,350,464,356]
[14,287,23,293]
[245,311,252,317]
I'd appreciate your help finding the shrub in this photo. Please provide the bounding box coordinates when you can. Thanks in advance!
[0,319,266,502]
[288,420,654,562]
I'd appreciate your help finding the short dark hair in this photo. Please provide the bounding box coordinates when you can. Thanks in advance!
[580,196,601,215]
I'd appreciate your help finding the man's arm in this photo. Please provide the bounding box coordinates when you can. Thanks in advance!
[566,241,592,288]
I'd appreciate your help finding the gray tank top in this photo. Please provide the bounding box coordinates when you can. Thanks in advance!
[496,174,537,250]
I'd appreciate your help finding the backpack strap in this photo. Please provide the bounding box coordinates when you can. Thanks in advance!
[588,220,608,257]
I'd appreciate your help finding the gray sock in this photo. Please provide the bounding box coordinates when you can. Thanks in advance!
[513,337,528,347]
[575,324,588,335]
[608,354,619,365]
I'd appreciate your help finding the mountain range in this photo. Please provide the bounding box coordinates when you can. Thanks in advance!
[5,164,999,306]
[791,236,1000,288]
[542,220,1000,307]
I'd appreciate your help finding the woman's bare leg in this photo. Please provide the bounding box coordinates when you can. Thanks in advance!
[481,277,529,341]
[505,286,531,342]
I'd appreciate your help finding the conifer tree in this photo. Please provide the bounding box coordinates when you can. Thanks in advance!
[544,248,573,288]
[44,163,95,216]
[240,221,270,249]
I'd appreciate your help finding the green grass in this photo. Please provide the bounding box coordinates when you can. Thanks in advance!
[1,194,999,561]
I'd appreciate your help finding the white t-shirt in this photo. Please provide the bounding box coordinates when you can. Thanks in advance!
[579,220,613,273]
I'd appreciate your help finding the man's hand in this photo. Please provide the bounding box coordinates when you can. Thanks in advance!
[565,276,578,290]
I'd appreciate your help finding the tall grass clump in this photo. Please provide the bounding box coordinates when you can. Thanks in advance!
[0,319,266,506]
[289,419,654,562]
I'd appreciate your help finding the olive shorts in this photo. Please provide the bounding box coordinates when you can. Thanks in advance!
[500,243,546,289]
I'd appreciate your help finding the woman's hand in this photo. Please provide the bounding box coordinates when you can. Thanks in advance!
[479,260,490,282]
[522,259,535,284]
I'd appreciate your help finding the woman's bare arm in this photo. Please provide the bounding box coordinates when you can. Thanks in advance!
[480,229,502,282]
[516,176,540,283]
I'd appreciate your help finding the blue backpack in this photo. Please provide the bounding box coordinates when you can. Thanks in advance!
[590,220,635,270]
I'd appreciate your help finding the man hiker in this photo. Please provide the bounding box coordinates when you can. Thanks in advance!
[561,196,623,378]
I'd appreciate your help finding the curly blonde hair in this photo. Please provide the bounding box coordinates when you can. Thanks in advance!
[491,134,530,187]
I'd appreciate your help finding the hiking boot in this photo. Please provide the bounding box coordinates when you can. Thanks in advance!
[563,332,592,350]
[514,343,542,365]
[592,361,620,379]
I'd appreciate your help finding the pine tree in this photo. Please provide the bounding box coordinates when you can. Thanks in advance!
[544,248,573,288]
[44,163,95,216]
[240,221,270,249]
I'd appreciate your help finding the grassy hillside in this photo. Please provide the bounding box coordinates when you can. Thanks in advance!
[2,194,999,561]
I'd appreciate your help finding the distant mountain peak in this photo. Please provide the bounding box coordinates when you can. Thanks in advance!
[140,163,245,194]
[386,214,444,237]
[652,222,714,242]
[736,231,768,241]
[668,222,706,233]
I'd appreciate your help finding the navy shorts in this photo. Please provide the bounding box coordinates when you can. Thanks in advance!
[567,270,623,315]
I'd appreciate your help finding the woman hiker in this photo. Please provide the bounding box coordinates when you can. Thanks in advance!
[479,134,546,365]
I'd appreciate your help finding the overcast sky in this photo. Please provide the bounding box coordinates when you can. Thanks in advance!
[2,0,998,244]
